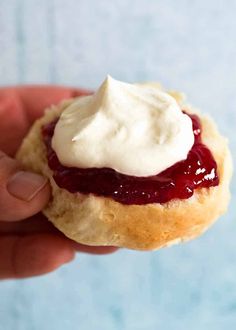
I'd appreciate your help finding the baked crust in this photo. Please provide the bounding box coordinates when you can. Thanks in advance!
[16,91,232,250]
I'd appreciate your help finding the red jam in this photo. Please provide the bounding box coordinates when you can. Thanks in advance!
[42,113,219,205]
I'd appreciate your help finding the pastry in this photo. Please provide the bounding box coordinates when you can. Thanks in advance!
[16,76,232,250]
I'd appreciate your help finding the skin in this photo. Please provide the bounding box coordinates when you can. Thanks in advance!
[0,86,118,280]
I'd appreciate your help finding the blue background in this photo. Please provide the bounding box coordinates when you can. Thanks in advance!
[0,0,236,329]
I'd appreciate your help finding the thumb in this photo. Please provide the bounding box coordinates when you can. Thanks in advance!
[0,151,50,221]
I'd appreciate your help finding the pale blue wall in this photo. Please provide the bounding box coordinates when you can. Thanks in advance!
[0,1,236,329]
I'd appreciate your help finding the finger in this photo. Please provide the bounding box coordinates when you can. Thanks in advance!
[0,234,75,279]
[0,90,29,155]
[72,243,119,254]
[0,86,91,155]
[0,214,57,235]
[0,151,50,221]
[17,85,92,123]
[0,213,119,254]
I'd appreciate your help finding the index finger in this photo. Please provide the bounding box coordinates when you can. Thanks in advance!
[0,85,91,155]
[15,85,91,123]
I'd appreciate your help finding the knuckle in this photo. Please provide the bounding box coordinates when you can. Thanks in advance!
[0,151,6,160]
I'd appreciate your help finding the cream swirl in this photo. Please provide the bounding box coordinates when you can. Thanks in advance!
[52,76,194,177]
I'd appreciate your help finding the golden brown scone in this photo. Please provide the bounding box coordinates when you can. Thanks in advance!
[16,91,232,250]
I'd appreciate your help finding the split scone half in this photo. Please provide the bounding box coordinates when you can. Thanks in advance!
[16,86,232,250]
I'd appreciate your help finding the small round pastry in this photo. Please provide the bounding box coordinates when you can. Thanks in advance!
[16,77,232,250]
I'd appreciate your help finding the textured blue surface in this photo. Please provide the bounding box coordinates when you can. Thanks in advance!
[0,1,236,329]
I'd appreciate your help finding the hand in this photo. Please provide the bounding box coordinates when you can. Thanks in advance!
[0,86,117,280]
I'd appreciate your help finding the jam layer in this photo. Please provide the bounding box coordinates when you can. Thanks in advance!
[42,113,219,205]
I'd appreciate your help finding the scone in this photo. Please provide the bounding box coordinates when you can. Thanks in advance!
[16,76,232,250]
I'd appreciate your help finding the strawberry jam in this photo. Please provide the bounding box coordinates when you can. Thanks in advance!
[42,113,219,205]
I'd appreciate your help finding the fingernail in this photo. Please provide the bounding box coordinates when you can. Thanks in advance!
[7,171,48,202]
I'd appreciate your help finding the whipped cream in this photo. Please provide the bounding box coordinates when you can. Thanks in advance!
[52,76,194,177]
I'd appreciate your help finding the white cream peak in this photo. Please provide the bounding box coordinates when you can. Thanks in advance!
[52,76,194,177]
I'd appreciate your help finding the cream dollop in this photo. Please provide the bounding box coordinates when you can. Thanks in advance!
[52,76,194,177]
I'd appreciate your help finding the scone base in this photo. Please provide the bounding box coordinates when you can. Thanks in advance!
[16,97,232,250]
